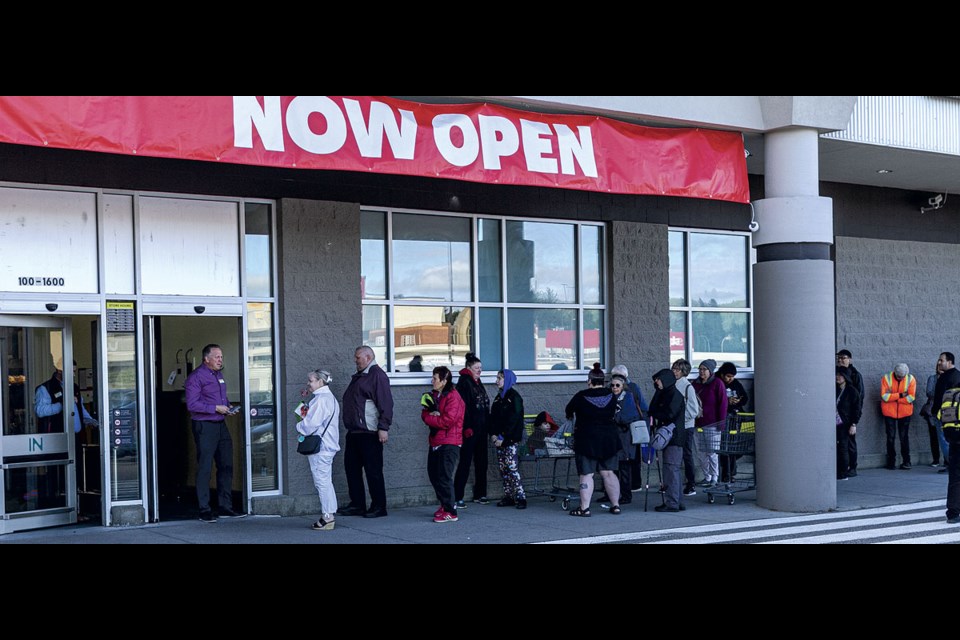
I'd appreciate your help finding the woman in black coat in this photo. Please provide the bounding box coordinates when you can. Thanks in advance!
[565,364,620,516]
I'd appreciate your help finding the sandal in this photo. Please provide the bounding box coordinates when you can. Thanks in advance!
[610,505,622,515]
[311,517,335,530]
[569,507,591,517]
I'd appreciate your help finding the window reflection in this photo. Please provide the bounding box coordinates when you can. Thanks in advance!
[670,311,686,363]
[394,306,471,371]
[669,231,686,306]
[692,311,749,368]
[361,210,387,300]
[392,214,471,302]
[248,303,277,492]
[689,234,747,308]
[506,221,575,304]
[583,310,603,369]
[362,306,388,367]
[244,203,272,297]
[478,219,502,302]
[581,226,603,305]
[507,309,577,371]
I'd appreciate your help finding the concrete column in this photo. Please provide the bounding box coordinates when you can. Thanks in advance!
[753,128,836,512]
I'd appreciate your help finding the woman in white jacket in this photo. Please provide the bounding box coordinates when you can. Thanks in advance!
[297,369,341,530]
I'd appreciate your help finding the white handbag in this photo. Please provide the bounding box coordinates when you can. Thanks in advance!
[629,420,650,445]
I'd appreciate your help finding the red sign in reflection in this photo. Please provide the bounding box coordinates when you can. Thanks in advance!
[670,331,685,349]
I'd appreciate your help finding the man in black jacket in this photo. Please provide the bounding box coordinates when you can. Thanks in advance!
[933,352,960,524]
[837,349,865,476]
[649,369,686,512]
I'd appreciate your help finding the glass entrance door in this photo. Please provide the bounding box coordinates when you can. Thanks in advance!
[0,315,75,534]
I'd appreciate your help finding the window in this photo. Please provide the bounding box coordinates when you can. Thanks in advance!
[668,230,752,367]
[361,209,606,374]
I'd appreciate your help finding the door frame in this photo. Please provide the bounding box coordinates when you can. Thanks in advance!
[143,311,248,523]
[0,314,75,534]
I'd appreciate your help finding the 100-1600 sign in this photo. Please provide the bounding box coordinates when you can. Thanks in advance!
[18,277,65,286]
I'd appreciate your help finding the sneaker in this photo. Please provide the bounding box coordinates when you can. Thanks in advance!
[947,515,960,524]
[433,507,445,518]
[683,485,697,497]
[199,510,217,523]
[931,462,941,468]
[473,496,490,505]
[455,500,467,510]
[939,466,949,473]
[218,508,247,518]
[654,504,680,512]
[496,497,516,507]
[434,510,459,523]
[516,498,527,510]
[837,475,848,481]
[846,469,858,477]
[900,464,912,470]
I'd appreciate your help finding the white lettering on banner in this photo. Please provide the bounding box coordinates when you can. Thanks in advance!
[478,115,520,170]
[520,119,556,174]
[343,98,417,160]
[555,124,598,178]
[232,97,599,178]
[233,96,284,151]
[286,96,348,155]
[432,114,480,167]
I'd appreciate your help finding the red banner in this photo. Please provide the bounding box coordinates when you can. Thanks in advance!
[0,96,750,203]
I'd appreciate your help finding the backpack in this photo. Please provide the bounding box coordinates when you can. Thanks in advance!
[940,387,960,426]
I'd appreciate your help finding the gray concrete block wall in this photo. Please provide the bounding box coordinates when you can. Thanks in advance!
[609,221,670,403]
[263,198,363,514]
[835,235,960,467]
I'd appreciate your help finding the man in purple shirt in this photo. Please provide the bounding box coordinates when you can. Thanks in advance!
[184,344,244,522]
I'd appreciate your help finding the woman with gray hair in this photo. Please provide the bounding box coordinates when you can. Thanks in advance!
[297,369,341,530]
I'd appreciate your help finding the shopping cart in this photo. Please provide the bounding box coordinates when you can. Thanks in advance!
[697,412,756,505]
[517,414,579,510]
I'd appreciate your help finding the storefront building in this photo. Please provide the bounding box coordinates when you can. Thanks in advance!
[0,96,956,532]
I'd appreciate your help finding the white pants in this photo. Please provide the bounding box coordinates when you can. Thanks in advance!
[698,428,720,482]
[308,451,338,517]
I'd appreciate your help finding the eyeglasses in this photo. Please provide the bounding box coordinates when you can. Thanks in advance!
[610,383,623,388]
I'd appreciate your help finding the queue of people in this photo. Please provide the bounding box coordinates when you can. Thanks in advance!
[290,344,958,531]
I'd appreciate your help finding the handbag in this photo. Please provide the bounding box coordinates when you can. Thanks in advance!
[629,420,650,445]
[297,411,335,456]
[650,423,675,451]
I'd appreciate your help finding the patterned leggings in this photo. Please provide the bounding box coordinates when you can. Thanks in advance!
[497,444,526,499]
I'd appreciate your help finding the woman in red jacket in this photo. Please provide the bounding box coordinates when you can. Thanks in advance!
[422,366,466,523]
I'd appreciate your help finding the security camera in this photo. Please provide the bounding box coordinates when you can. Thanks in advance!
[921,192,947,213]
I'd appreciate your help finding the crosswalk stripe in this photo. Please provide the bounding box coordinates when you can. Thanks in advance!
[876,532,960,544]
[537,499,946,544]
[648,511,946,544]
[759,520,957,544]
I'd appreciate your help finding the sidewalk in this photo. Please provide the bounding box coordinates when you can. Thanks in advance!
[1,466,949,544]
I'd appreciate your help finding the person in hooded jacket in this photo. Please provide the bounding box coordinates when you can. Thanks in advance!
[488,369,527,509]
[836,366,862,481]
[454,352,491,508]
[421,366,465,523]
[565,363,620,516]
[649,368,687,512]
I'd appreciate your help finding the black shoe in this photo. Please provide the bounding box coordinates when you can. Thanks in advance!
[619,496,632,505]
[654,504,680,512]
[337,505,366,517]
[900,463,912,470]
[947,515,960,524]
[363,508,388,518]
[496,497,516,507]
[516,499,527,510]
[885,465,897,470]
[219,508,247,518]
[940,466,949,473]
[846,469,858,477]
[199,510,217,523]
